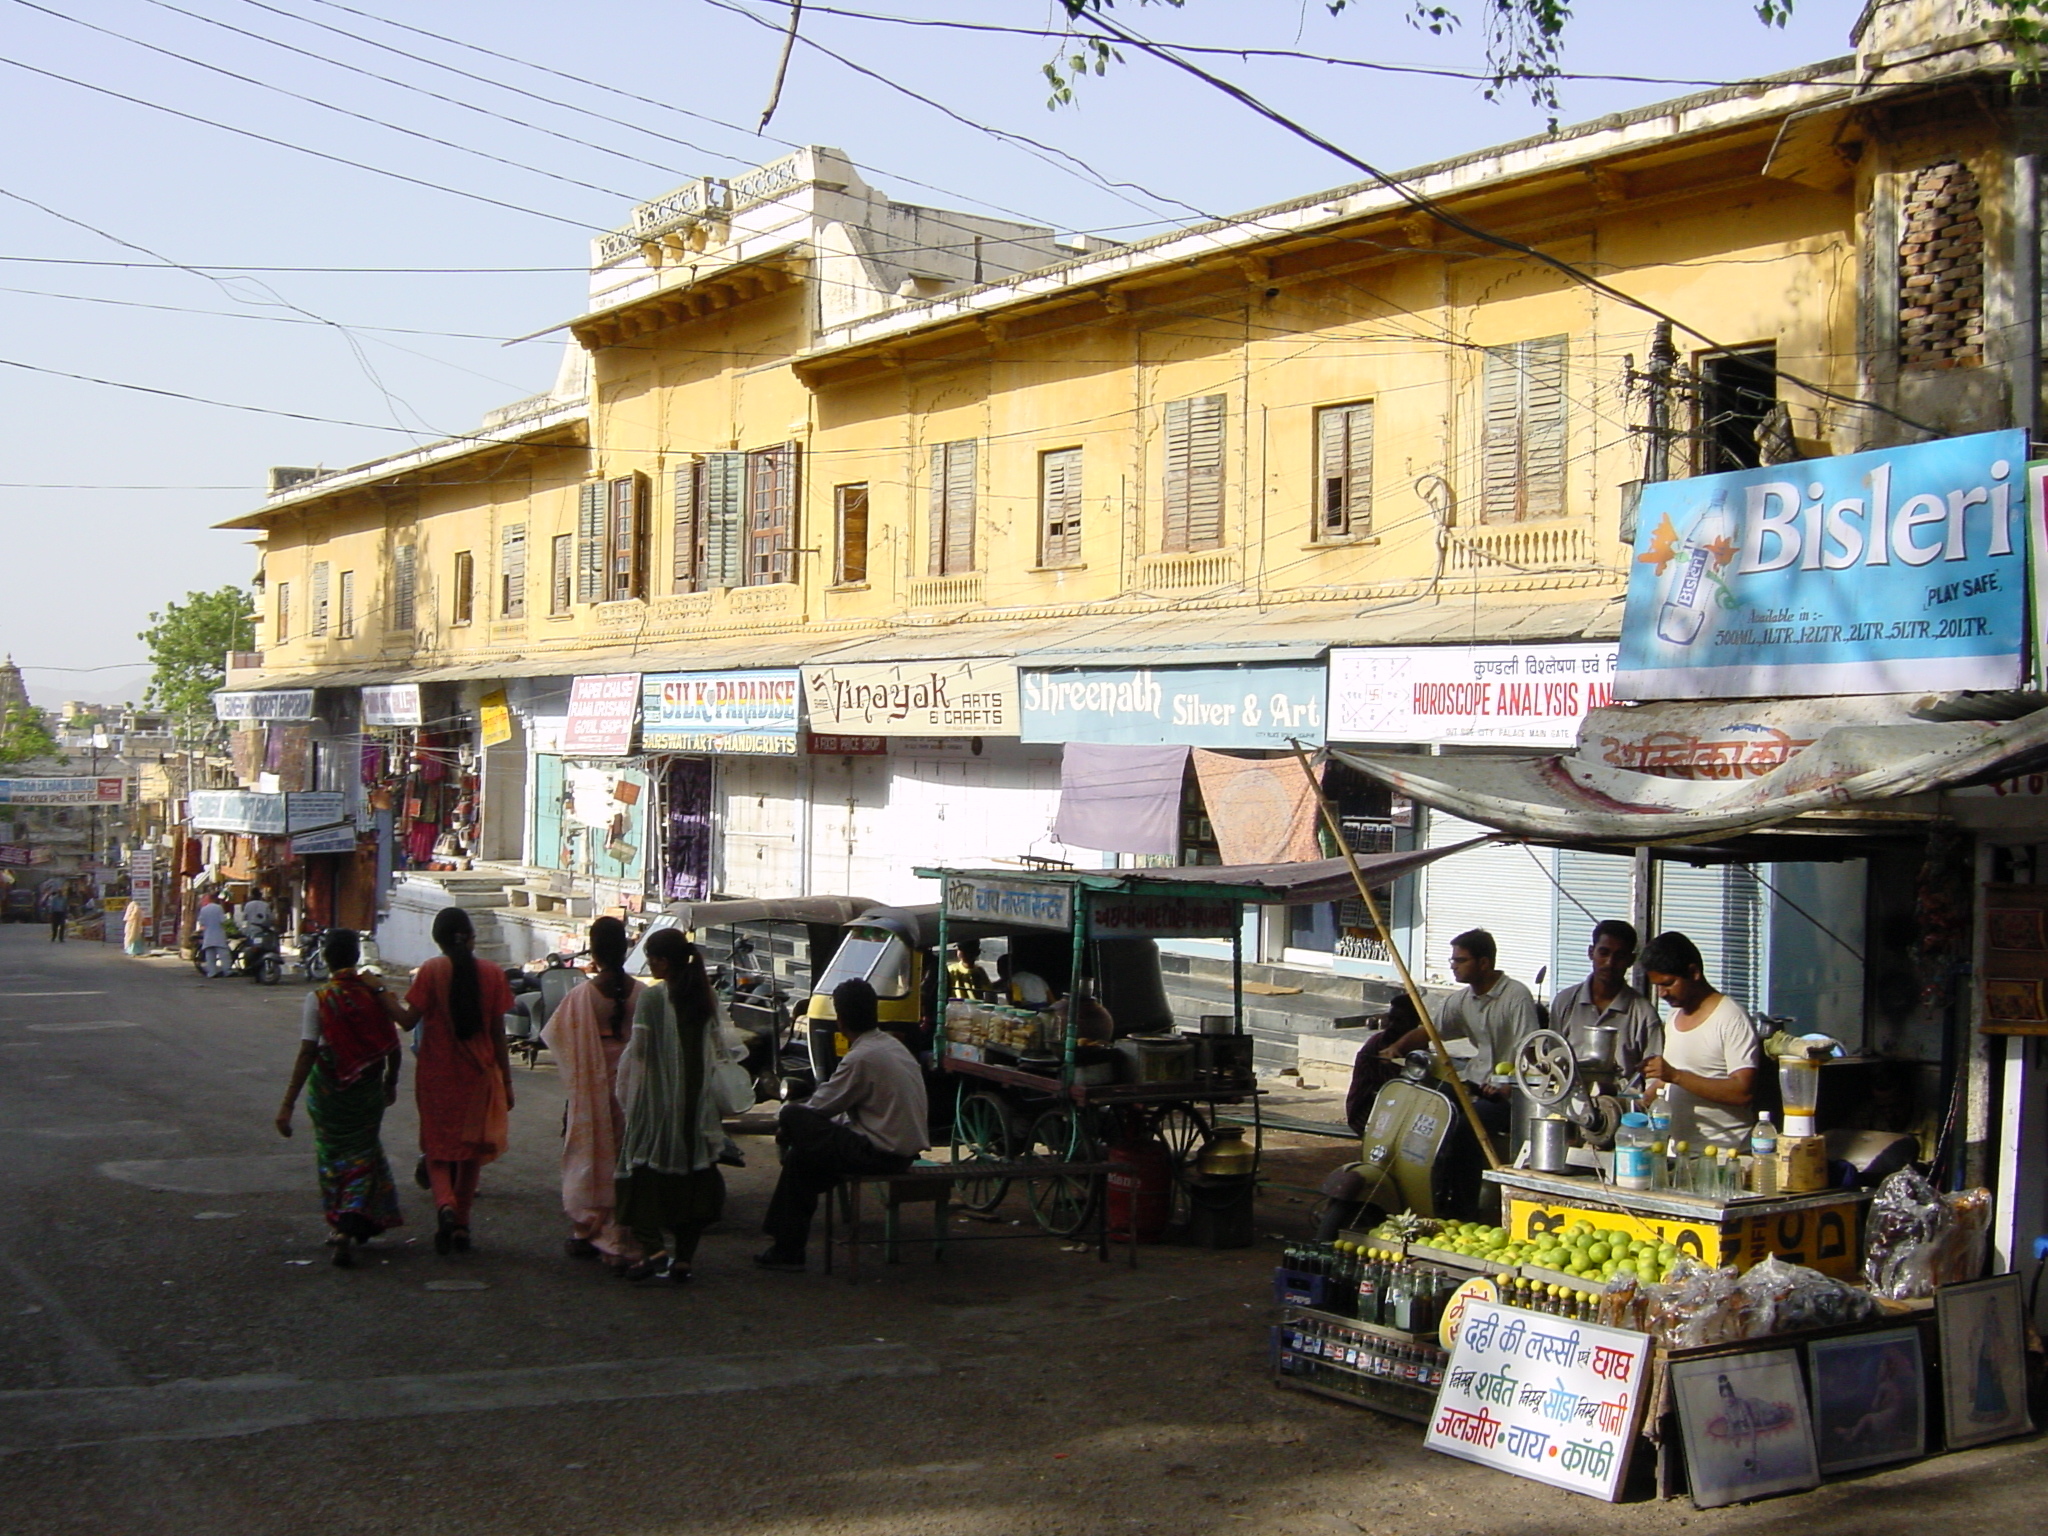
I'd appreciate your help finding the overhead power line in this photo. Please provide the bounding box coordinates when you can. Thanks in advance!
[0,57,603,231]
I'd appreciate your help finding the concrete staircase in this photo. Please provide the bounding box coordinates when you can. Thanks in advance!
[1157,950,1428,1078]
[377,871,518,969]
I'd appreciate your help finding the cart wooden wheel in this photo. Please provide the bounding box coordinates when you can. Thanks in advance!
[1154,1102,1214,1227]
[1024,1104,1099,1237]
[951,1089,1019,1213]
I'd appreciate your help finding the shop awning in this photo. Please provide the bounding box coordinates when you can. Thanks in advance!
[1331,697,2048,844]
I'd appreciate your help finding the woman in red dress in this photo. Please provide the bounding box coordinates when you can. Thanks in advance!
[395,907,515,1253]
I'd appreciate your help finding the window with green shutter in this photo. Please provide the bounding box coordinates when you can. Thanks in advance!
[310,562,331,636]
[575,481,605,602]
[499,524,526,618]
[1039,447,1083,566]
[391,544,415,632]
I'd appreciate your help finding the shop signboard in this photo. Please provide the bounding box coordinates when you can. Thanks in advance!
[941,875,1072,931]
[801,658,1018,737]
[1506,1193,1861,1277]
[188,790,286,835]
[362,683,424,727]
[1019,663,1325,748]
[1087,895,1241,939]
[1426,1299,1650,1501]
[641,670,800,755]
[1329,644,1618,748]
[1619,429,2028,699]
[0,777,127,805]
[478,689,513,747]
[291,825,358,855]
[562,674,641,757]
[213,689,315,721]
[0,844,31,866]
[285,791,349,834]
[807,734,887,756]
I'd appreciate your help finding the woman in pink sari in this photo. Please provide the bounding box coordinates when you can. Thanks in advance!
[540,917,642,1267]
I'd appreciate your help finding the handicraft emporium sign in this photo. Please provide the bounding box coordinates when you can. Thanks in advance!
[1425,1300,1650,1501]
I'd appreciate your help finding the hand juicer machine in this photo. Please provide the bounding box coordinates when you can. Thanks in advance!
[1512,1025,1625,1173]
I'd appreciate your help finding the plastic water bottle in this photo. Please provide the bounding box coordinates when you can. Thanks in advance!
[1614,1112,1654,1190]
[1750,1113,1779,1195]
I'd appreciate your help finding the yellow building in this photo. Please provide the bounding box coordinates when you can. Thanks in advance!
[219,2,2030,992]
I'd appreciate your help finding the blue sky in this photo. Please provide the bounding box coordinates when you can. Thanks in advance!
[0,0,1863,705]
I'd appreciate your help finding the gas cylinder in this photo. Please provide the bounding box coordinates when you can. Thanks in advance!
[1106,1138,1173,1242]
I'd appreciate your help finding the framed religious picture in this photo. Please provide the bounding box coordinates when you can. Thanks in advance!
[1938,1274,2035,1450]
[1670,1349,1819,1509]
[1808,1329,1925,1475]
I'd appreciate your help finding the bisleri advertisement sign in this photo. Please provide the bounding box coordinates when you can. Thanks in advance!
[1617,429,2027,700]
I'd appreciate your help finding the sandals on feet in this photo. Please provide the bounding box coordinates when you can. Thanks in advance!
[434,1207,457,1256]
[327,1235,354,1268]
[451,1226,472,1253]
[622,1253,669,1283]
[564,1237,600,1260]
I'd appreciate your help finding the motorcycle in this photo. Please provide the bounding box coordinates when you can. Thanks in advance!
[232,923,285,985]
[292,927,331,984]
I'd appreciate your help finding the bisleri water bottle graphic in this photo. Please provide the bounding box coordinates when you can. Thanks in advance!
[1643,494,1737,649]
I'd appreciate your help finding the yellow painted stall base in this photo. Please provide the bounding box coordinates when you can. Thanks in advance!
[1507,1195,1862,1277]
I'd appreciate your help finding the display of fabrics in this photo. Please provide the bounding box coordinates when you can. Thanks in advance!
[1051,743,1188,856]
[1191,749,1323,865]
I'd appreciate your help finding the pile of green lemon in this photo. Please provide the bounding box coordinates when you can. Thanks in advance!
[1527,1221,1682,1285]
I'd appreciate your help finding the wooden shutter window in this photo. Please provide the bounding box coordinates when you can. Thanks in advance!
[928,440,977,575]
[500,524,526,618]
[835,483,869,585]
[337,570,355,639]
[607,473,647,601]
[276,581,291,643]
[745,443,799,587]
[672,459,701,592]
[452,551,475,625]
[392,544,416,631]
[310,562,331,636]
[550,533,573,614]
[1316,402,1374,539]
[575,480,605,602]
[1480,336,1568,523]
[1162,394,1225,551]
[701,452,748,588]
[1040,447,1083,566]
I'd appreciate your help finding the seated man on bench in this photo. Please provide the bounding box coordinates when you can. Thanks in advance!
[756,977,929,1273]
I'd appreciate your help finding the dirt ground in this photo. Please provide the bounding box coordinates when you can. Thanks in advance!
[0,927,2039,1535]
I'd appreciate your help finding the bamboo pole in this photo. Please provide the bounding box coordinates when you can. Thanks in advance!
[1288,739,1503,1171]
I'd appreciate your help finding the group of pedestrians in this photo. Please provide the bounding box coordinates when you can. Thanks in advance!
[276,907,924,1279]
[194,888,273,977]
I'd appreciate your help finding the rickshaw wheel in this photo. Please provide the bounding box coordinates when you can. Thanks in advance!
[952,1090,1018,1213]
[1155,1104,1214,1227]
[1024,1105,1099,1237]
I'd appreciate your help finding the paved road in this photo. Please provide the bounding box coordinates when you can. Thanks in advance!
[0,925,2038,1535]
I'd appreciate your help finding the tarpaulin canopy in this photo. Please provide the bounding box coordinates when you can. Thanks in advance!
[1331,697,2048,845]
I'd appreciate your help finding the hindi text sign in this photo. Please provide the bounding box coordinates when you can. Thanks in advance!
[941,876,1073,932]
[562,674,642,757]
[1329,644,1617,747]
[1425,1300,1650,1501]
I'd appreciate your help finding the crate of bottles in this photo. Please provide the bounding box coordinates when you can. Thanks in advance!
[1274,1240,1464,1337]
[1272,1309,1447,1423]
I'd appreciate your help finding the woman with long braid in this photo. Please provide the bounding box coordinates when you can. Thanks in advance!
[540,916,643,1267]
[392,907,515,1254]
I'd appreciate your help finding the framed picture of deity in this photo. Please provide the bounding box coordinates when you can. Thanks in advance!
[1670,1349,1819,1508]
[1938,1274,2035,1450]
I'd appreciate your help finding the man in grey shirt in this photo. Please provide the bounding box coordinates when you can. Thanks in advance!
[1548,919,1663,1092]
[1386,928,1538,1134]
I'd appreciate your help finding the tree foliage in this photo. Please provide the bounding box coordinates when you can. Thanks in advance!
[0,703,59,771]
[138,586,254,727]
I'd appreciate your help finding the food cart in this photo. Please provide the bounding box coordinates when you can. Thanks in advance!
[921,850,1458,1239]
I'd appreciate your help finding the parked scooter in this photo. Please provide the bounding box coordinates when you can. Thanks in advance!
[232,923,285,985]
[292,927,331,984]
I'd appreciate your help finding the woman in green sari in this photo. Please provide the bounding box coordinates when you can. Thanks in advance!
[276,929,408,1266]
[613,928,733,1284]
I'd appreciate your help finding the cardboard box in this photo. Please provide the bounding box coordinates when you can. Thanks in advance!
[1775,1134,1829,1193]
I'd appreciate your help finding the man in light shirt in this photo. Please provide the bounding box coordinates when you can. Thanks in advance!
[757,977,929,1272]
[195,892,230,978]
[1386,927,1538,1136]
[1549,919,1663,1092]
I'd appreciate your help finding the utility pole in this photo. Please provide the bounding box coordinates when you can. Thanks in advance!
[1626,320,1681,964]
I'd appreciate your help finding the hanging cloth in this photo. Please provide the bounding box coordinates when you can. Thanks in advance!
[1190,750,1323,865]
[1051,744,1188,857]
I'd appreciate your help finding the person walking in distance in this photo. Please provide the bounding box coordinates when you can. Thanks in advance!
[195,890,229,976]
[274,929,408,1266]
[41,885,67,943]
[756,977,928,1273]
[540,916,643,1267]
[611,928,736,1284]
[389,907,515,1254]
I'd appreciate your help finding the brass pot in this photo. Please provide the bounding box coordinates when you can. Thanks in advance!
[1197,1127,1255,1177]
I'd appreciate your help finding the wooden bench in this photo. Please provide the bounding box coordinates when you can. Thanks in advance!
[822,1159,1124,1281]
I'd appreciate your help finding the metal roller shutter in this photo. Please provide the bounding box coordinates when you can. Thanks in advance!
[1420,809,1558,995]
[1548,849,1636,1000]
